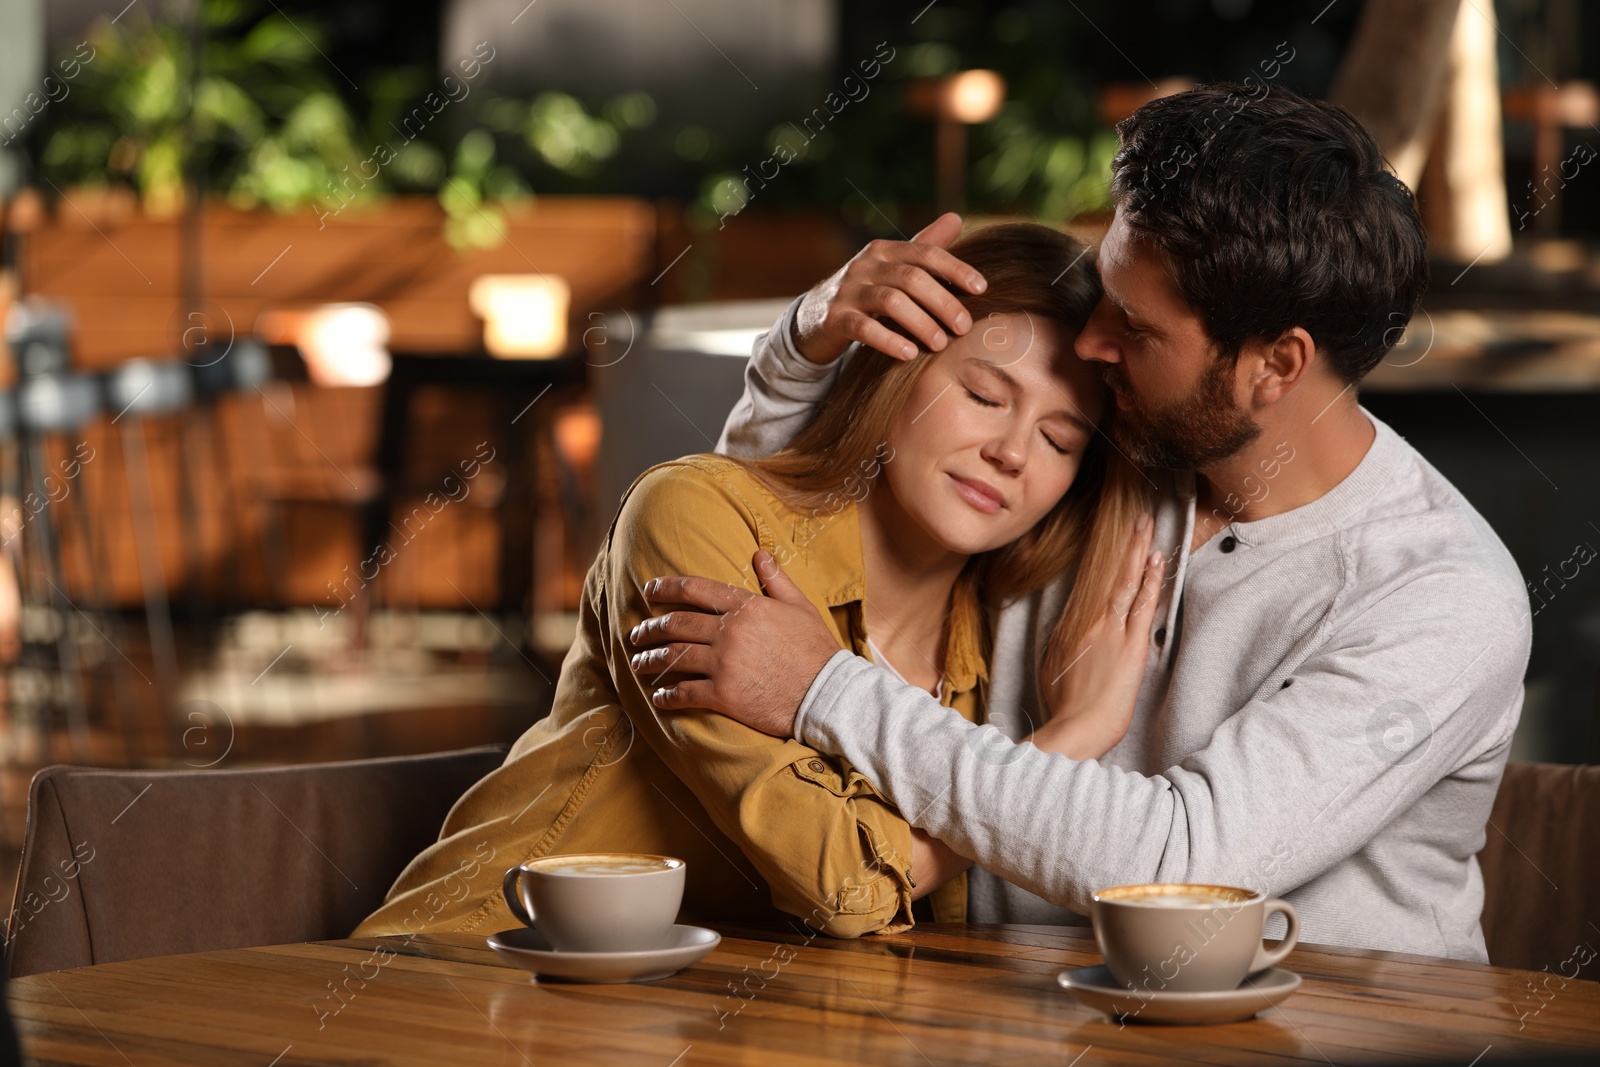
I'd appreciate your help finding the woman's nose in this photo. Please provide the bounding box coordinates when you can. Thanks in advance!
[981,430,1028,472]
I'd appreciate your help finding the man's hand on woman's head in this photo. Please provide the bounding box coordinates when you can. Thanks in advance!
[628,550,839,737]
[793,212,988,366]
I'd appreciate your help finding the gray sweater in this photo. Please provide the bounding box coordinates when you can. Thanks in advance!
[715,297,1531,961]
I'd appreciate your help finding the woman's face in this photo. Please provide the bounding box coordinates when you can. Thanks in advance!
[881,311,1107,557]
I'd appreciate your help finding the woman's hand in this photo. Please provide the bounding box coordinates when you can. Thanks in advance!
[908,828,972,901]
[1031,514,1165,760]
[792,212,988,365]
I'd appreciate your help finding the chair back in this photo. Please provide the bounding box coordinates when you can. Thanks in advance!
[1478,760,1600,980]
[5,745,507,977]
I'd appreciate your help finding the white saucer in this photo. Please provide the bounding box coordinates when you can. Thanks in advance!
[487,924,720,984]
[1056,965,1301,1025]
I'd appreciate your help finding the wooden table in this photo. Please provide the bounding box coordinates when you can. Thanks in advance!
[12,924,1600,1065]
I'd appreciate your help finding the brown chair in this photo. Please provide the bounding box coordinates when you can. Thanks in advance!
[1478,760,1600,980]
[4,745,507,977]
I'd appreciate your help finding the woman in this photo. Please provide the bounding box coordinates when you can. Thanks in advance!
[354,222,1154,940]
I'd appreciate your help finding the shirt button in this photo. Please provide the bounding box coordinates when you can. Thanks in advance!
[808,760,827,773]
[1154,627,1166,646]
[1220,535,1238,553]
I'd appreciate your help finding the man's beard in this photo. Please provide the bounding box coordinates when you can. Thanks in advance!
[1105,357,1261,471]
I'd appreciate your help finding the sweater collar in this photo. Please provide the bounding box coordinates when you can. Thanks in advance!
[1226,407,1399,547]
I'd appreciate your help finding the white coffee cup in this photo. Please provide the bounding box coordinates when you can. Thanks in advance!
[500,853,685,953]
[1091,882,1300,993]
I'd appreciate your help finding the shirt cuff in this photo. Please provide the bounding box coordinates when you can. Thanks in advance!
[770,295,851,384]
[794,649,872,752]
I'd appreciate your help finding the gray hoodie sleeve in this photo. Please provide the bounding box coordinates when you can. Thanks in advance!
[715,296,851,458]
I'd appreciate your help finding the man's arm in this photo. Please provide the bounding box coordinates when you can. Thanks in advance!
[715,295,847,459]
[637,555,1529,918]
[790,568,1529,917]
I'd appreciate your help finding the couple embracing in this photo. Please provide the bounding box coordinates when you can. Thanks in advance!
[357,85,1529,963]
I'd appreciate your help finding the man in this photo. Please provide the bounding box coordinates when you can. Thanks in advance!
[628,85,1529,961]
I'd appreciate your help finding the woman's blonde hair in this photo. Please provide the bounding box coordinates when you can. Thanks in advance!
[742,222,1152,671]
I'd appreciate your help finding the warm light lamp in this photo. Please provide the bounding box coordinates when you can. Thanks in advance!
[905,70,1008,212]
[469,274,570,359]
[257,303,391,387]
[940,70,1006,123]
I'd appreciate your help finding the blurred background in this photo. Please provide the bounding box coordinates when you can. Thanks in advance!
[0,0,1594,873]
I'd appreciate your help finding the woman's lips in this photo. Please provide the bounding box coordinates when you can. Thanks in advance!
[949,473,1004,514]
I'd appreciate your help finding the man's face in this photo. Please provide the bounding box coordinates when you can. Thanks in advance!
[1074,212,1261,471]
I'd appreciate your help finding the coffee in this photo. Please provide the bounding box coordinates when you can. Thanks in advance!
[530,856,680,876]
[1101,885,1252,909]
[1130,894,1231,908]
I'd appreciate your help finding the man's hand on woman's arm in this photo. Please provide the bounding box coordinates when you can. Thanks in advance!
[629,549,836,736]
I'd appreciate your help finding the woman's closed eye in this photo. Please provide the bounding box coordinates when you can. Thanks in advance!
[967,387,1073,455]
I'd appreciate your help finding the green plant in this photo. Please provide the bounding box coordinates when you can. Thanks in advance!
[31,0,661,250]
[37,0,368,216]
[440,129,527,250]
[975,110,1118,222]
[440,89,654,248]
[30,0,1116,246]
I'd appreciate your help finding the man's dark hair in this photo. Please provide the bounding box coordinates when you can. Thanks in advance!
[1110,83,1428,383]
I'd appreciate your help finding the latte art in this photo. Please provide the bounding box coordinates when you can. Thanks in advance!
[547,861,672,875]
[1127,894,1235,908]
[529,854,680,876]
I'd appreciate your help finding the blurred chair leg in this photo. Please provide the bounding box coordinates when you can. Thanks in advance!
[193,404,247,614]
[0,437,39,767]
[247,386,297,608]
[119,419,180,718]
[58,439,148,764]
[174,412,214,634]
[22,435,91,763]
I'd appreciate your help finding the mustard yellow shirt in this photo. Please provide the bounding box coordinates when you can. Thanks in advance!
[354,454,988,940]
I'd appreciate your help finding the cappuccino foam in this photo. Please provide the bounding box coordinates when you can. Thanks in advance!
[1096,883,1256,908]
[1127,894,1235,908]
[530,855,678,876]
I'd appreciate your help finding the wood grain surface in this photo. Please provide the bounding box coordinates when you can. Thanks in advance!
[12,923,1600,1066]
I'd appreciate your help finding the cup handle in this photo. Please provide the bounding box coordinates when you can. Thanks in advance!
[1249,898,1299,974]
[501,866,536,926]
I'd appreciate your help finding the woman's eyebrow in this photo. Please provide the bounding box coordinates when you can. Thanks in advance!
[967,359,1096,436]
